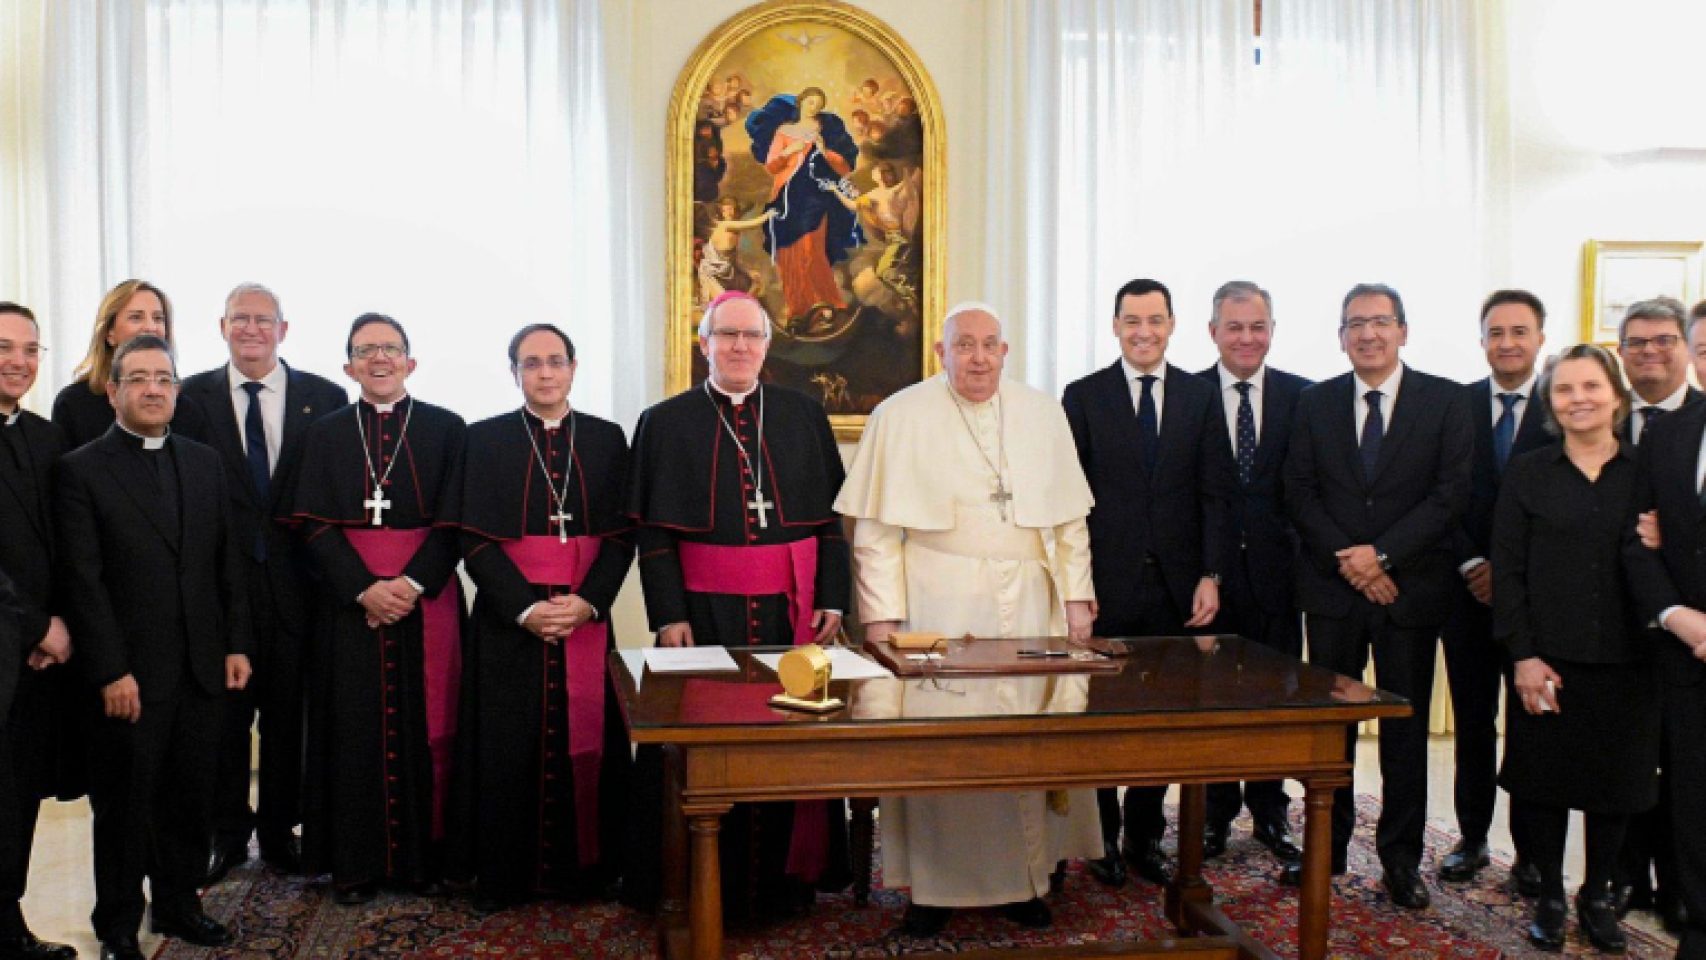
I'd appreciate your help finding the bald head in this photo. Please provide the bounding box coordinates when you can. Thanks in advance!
[937,304,1007,403]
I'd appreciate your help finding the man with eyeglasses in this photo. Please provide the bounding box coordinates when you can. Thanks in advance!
[286,314,465,905]
[0,303,77,960]
[439,324,636,912]
[625,290,851,921]
[56,335,253,958]
[176,283,347,886]
[1284,283,1472,910]
[1060,279,1236,890]
[837,302,1101,937]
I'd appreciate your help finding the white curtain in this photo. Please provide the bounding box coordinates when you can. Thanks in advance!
[25,0,629,423]
[1015,0,1494,394]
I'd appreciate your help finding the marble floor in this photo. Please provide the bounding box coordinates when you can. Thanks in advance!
[13,739,1642,956]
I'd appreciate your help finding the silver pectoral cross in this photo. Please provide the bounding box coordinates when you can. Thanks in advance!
[749,491,774,530]
[364,494,392,526]
[990,480,1013,521]
[551,509,574,543]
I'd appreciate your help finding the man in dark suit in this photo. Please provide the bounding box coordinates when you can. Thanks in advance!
[1284,283,1473,910]
[1622,305,1706,958]
[1614,296,1703,930]
[1436,290,1551,889]
[1063,278,1236,888]
[56,335,254,960]
[1193,281,1312,871]
[0,303,75,960]
[175,283,347,883]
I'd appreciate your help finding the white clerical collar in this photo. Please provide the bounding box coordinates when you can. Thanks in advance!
[367,394,408,414]
[118,421,168,449]
[1121,357,1166,381]
[227,360,287,396]
[526,405,571,430]
[706,377,756,407]
[1,409,18,426]
[1218,362,1265,392]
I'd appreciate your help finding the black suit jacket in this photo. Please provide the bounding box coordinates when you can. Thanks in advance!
[1064,361,1236,625]
[1197,365,1313,614]
[1623,400,1706,687]
[1622,386,1706,446]
[1451,377,1553,566]
[1284,365,1473,627]
[175,362,348,634]
[54,428,254,702]
[0,413,65,725]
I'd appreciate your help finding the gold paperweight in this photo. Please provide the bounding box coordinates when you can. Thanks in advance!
[770,643,844,714]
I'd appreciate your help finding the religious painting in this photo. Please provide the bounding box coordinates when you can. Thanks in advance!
[1581,240,1704,345]
[666,0,945,441]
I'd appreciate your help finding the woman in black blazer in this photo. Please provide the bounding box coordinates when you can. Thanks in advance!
[50,279,176,449]
[1492,343,1658,953]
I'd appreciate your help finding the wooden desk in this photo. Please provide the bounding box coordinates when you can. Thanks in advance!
[614,636,1410,960]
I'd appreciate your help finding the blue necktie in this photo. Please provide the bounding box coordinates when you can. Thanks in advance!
[1137,375,1159,474]
[1639,405,1665,444]
[1493,392,1519,473]
[1234,381,1257,486]
[1360,390,1384,479]
[242,381,270,561]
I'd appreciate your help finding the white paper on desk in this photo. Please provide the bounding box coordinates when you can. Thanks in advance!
[752,647,894,681]
[643,646,740,673]
[618,649,647,689]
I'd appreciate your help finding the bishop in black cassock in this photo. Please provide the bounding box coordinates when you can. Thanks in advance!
[443,324,636,910]
[290,316,466,902]
[625,292,851,922]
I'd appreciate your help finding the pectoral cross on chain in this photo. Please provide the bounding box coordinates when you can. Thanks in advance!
[990,480,1013,521]
[364,494,392,526]
[551,509,574,544]
[749,492,774,530]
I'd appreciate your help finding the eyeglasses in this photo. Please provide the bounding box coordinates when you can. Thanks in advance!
[226,314,279,330]
[0,342,44,359]
[707,329,767,343]
[518,355,573,372]
[1341,315,1400,332]
[350,344,407,360]
[117,374,178,389]
[1622,334,1681,351]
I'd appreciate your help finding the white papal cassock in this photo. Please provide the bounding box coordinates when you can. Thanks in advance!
[836,372,1104,908]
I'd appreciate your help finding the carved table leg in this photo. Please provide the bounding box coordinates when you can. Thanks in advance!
[1298,777,1344,960]
[686,802,732,960]
[659,745,689,960]
[849,797,877,907]
[1167,782,1213,931]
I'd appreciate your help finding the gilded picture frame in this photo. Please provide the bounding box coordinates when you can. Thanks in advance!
[1580,240,1704,345]
[666,0,945,442]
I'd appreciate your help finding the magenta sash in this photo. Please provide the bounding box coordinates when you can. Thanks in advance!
[676,538,827,881]
[345,527,462,840]
[501,535,606,866]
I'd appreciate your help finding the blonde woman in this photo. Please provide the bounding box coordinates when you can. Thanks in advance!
[51,280,175,449]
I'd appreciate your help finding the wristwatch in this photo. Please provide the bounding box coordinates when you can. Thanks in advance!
[1376,552,1392,571]
[1203,571,1222,585]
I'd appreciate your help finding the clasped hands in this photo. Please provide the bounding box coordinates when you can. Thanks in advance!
[524,594,597,644]
[1336,544,1397,605]
[361,576,420,630]
[1633,511,1706,662]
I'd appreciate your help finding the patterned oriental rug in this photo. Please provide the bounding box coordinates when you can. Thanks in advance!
[157,797,1676,959]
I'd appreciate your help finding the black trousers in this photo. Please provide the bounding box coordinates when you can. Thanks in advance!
[1666,681,1706,960]
[0,671,52,930]
[212,563,304,852]
[1305,607,1438,872]
[1096,560,1185,849]
[1206,550,1300,829]
[1437,587,1504,846]
[89,685,222,941]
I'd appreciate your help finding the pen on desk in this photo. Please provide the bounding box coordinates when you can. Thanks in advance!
[1016,650,1070,658]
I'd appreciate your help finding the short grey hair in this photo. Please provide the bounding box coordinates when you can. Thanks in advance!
[1210,281,1273,323]
[697,295,773,339]
[1618,296,1686,343]
[223,282,283,321]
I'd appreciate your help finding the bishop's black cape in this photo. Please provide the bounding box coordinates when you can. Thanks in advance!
[291,396,466,885]
[441,407,636,903]
[623,383,851,921]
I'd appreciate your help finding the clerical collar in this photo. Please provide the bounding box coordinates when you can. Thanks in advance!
[117,421,169,450]
[525,405,572,430]
[364,394,409,414]
[1,409,18,427]
[705,377,756,407]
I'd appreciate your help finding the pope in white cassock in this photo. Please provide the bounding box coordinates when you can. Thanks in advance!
[835,302,1104,937]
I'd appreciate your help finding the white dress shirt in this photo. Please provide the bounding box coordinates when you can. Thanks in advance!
[227,361,288,471]
[1217,362,1264,452]
[1353,365,1404,439]
[1461,372,1539,575]
[1631,382,1692,445]
[1122,357,1166,432]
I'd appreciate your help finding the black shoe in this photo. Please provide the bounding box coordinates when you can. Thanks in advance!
[1251,818,1302,862]
[98,936,144,960]
[1658,891,1690,935]
[203,842,250,886]
[334,880,378,906]
[258,833,303,874]
[1527,898,1566,952]
[1203,821,1230,860]
[1615,883,1652,917]
[1511,859,1543,899]
[1382,866,1431,910]
[1576,887,1627,953]
[1002,897,1052,929]
[0,927,78,960]
[1085,841,1127,888]
[898,902,952,938]
[1437,839,1490,883]
[150,906,231,947]
[1123,840,1174,886]
[1278,852,1348,887]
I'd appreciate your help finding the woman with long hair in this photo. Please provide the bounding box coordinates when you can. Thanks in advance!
[51,280,175,449]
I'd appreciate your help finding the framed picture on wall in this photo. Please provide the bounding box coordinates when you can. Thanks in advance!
[1581,240,1704,345]
[665,0,945,441]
